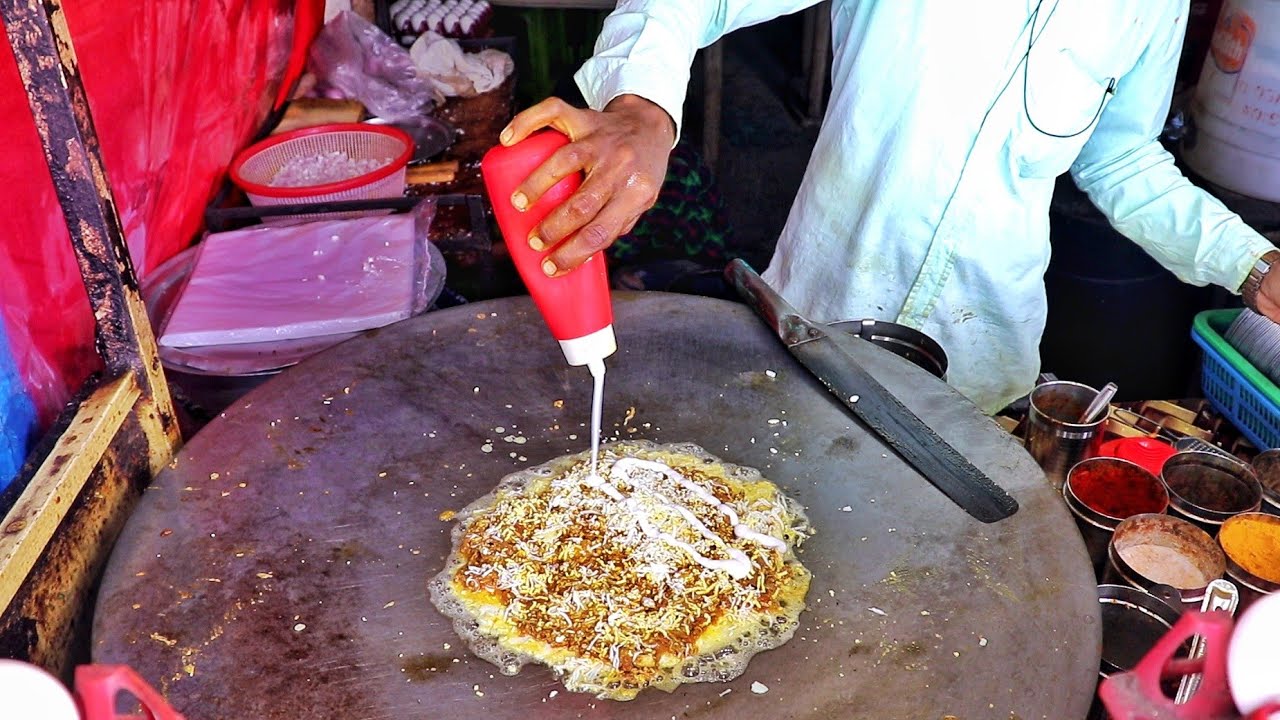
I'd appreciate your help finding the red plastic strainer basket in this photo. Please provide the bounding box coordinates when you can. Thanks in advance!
[229,123,414,224]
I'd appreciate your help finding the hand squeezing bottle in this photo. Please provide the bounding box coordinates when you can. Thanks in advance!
[483,130,616,477]
[481,130,616,372]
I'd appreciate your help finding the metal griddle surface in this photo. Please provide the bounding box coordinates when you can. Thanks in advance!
[93,292,1100,719]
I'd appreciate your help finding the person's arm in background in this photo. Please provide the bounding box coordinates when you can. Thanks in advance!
[500,0,823,276]
[1070,10,1280,321]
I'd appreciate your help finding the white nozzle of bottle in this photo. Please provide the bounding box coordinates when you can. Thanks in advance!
[558,324,616,368]
[587,357,606,379]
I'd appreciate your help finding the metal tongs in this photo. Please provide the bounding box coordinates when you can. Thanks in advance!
[1175,579,1239,705]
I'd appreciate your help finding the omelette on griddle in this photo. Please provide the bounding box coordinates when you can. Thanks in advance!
[429,441,812,700]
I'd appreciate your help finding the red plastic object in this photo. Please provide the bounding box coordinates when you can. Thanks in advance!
[1249,703,1280,720]
[0,0,307,425]
[75,665,184,720]
[1099,610,1237,720]
[1099,437,1179,477]
[480,131,614,354]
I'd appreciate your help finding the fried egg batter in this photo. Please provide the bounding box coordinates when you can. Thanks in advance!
[429,441,813,700]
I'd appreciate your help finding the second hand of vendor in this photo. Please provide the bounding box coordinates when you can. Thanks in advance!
[496,0,1280,414]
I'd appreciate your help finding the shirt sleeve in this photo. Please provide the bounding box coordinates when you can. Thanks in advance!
[574,0,824,142]
[1069,10,1275,293]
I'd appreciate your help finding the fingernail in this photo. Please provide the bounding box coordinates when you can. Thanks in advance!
[542,259,557,276]
[499,127,513,145]
[511,192,528,211]
[528,235,545,251]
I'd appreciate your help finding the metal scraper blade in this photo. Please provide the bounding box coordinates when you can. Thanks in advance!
[726,259,1019,523]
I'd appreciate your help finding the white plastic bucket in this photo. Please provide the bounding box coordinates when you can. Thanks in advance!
[1183,0,1280,201]
[0,660,79,719]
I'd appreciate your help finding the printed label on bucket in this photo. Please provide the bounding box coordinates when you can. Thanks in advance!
[1212,5,1256,74]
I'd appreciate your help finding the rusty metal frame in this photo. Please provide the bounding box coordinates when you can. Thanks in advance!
[0,0,182,674]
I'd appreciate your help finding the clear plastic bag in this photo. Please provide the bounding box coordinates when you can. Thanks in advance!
[159,199,439,348]
[308,11,441,123]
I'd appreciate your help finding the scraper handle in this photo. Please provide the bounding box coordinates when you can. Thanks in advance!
[725,259,818,346]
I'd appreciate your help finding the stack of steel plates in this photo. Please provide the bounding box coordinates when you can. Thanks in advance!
[1224,309,1280,386]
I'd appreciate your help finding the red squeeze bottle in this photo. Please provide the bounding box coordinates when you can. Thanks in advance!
[481,130,616,369]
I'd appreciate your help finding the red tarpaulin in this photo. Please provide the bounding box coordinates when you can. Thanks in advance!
[0,0,321,426]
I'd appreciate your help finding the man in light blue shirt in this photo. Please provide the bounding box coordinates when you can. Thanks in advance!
[499,0,1280,412]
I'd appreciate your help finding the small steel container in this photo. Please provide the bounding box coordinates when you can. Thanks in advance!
[1063,457,1169,579]
[1096,583,1182,677]
[1162,451,1263,532]
[1248,448,1280,516]
[1218,512,1280,612]
[1105,513,1226,605]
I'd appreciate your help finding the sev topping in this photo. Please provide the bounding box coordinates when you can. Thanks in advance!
[430,441,812,700]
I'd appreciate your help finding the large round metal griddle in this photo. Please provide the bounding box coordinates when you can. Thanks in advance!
[92,292,1100,719]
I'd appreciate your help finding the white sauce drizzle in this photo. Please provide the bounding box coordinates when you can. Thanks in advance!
[588,359,605,479]
[584,457,789,580]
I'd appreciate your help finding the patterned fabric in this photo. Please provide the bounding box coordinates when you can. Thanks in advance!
[607,139,731,293]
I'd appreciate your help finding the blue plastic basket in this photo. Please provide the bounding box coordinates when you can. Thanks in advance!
[1191,309,1280,450]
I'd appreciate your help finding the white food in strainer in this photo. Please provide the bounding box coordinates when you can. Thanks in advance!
[269,151,390,188]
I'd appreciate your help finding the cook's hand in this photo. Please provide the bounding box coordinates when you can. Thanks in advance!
[499,94,676,276]
[1258,264,1280,323]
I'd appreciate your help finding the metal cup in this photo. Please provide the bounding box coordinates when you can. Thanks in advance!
[1162,451,1263,533]
[1063,458,1169,579]
[1025,381,1106,491]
